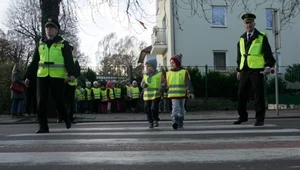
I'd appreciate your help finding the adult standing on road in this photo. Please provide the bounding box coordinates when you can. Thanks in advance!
[24,18,76,133]
[234,13,276,126]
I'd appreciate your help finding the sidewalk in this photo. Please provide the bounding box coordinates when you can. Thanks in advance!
[0,109,299,125]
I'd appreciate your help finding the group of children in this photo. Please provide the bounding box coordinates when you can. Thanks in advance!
[141,53,195,129]
[73,53,194,130]
[74,78,141,115]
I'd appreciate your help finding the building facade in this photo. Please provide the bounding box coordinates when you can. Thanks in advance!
[150,0,300,69]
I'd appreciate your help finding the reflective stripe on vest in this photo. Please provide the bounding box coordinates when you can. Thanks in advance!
[75,89,84,101]
[109,88,115,100]
[166,69,187,98]
[131,87,139,99]
[125,85,130,97]
[85,88,92,100]
[114,88,121,98]
[101,89,108,102]
[92,88,101,99]
[239,32,266,70]
[143,72,162,101]
[37,40,67,78]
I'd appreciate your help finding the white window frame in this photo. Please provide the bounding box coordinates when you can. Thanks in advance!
[213,50,227,70]
[266,8,273,30]
[211,6,226,27]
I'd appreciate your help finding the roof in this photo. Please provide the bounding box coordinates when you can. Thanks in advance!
[137,45,152,64]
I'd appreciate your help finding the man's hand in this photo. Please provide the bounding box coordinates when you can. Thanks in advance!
[263,67,271,75]
[189,93,195,99]
[64,76,70,83]
[25,78,30,87]
[237,72,241,80]
[69,75,75,82]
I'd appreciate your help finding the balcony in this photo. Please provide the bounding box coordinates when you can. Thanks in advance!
[151,27,167,55]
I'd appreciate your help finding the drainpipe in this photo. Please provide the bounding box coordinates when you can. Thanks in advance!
[170,0,176,58]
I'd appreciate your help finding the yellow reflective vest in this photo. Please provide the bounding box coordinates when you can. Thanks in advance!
[85,88,92,100]
[92,87,101,100]
[37,40,67,78]
[108,88,115,100]
[131,87,139,99]
[143,72,162,101]
[75,88,84,101]
[239,32,266,70]
[114,87,121,99]
[100,89,108,102]
[166,69,187,98]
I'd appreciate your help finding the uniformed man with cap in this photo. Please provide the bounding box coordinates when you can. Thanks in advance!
[234,13,276,126]
[24,18,76,133]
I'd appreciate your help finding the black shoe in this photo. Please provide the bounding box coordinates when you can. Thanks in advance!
[254,121,264,126]
[233,118,248,125]
[65,120,71,129]
[36,128,49,133]
[172,122,178,130]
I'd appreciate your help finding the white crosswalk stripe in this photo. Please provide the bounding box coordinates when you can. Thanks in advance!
[1,120,300,165]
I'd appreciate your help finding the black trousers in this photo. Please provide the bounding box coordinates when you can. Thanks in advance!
[25,79,37,114]
[238,70,265,121]
[37,76,69,129]
[63,83,76,121]
[144,98,161,123]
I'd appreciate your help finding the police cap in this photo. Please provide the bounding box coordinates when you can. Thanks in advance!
[241,13,256,22]
[45,18,60,30]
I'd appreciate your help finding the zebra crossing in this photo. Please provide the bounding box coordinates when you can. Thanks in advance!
[1,119,300,167]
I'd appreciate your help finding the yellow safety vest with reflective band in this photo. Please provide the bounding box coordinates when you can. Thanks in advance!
[75,89,84,101]
[131,87,139,99]
[37,40,67,78]
[125,85,130,97]
[143,72,162,101]
[166,69,187,98]
[85,88,92,100]
[68,58,78,86]
[101,89,108,102]
[239,32,266,70]
[114,88,121,99]
[108,88,115,100]
[92,87,101,100]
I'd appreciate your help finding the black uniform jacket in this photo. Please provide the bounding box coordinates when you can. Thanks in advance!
[25,36,75,80]
[236,28,276,72]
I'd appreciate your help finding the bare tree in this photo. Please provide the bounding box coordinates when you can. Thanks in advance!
[82,0,300,30]
[96,32,146,76]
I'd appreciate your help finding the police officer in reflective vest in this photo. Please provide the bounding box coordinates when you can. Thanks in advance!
[234,13,275,126]
[25,18,76,133]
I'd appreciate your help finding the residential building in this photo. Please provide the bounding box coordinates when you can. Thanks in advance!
[150,0,300,69]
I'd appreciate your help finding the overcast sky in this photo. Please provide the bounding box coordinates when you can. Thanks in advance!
[0,0,156,67]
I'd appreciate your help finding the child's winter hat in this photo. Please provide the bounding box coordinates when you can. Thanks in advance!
[107,80,113,86]
[146,58,157,70]
[170,53,182,68]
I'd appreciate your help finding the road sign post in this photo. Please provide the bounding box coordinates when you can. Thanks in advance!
[273,9,281,116]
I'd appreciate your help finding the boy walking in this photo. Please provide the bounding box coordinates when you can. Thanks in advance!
[166,53,195,129]
[141,58,165,128]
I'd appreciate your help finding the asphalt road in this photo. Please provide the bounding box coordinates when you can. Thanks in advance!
[0,118,300,170]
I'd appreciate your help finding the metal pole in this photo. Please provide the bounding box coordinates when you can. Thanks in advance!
[274,49,279,116]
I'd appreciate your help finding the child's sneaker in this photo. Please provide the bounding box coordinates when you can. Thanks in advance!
[172,122,178,130]
[154,121,159,127]
[149,123,154,128]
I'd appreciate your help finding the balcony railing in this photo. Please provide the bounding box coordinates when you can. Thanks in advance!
[151,27,167,55]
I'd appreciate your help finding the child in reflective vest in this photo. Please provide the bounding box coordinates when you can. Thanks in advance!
[141,58,166,128]
[166,53,195,129]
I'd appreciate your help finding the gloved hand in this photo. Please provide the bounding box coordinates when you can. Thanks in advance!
[142,83,148,88]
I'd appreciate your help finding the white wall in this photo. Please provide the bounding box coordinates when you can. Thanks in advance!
[155,0,300,67]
